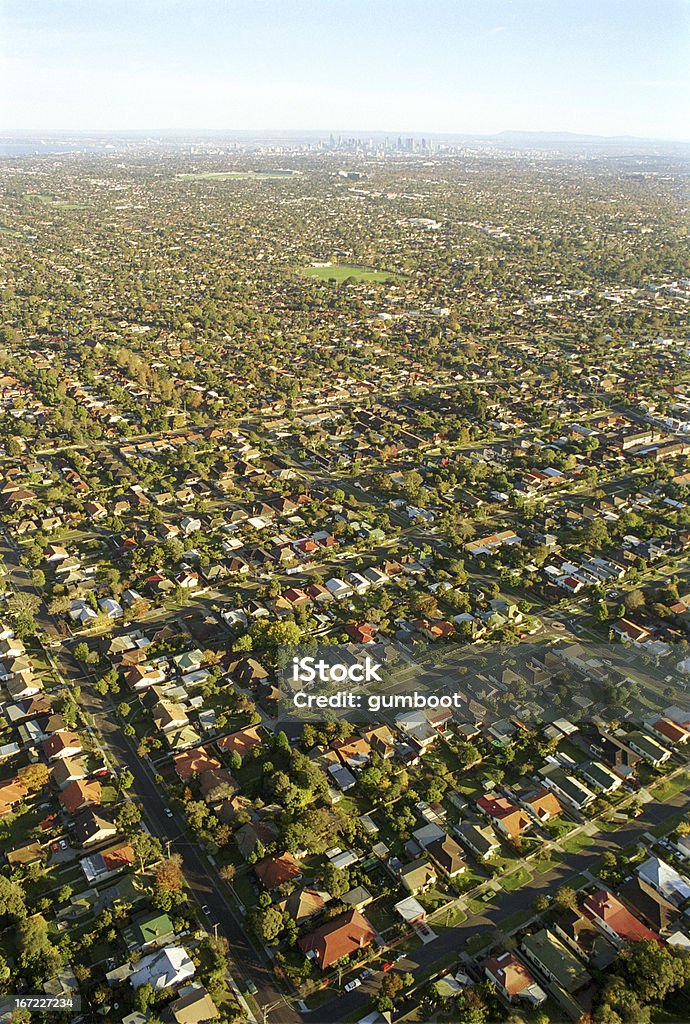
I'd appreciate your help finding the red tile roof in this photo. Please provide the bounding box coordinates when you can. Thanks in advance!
[254,853,302,891]
[583,889,661,944]
[298,909,376,969]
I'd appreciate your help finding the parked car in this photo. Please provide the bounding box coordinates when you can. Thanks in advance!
[344,979,361,993]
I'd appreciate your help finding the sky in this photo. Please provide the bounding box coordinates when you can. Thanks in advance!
[1,0,689,139]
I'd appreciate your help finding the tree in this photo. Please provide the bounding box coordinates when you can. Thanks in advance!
[73,641,90,663]
[155,855,183,893]
[251,905,284,945]
[131,831,162,870]
[0,876,26,920]
[380,972,404,1001]
[618,940,688,1004]
[17,915,63,983]
[17,762,49,792]
[623,589,646,613]
[317,863,350,898]
[133,982,155,1013]
[554,885,578,911]
[410,592,438,618]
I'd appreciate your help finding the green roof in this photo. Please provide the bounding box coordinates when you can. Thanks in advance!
[123,910,174,949]
[522,929,590,993]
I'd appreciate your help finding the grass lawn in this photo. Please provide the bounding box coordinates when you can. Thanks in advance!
[561,832,594,855]
[597,818,625,833]
[557,738,585,764]
[468,892,496,915]
[232,871,257,909]
[651,768,690,802]
[500,908,534,934]
[651,812,686,838]
[465,930,494,955]
[500,865,533,892]
[432,903,468,929]
[297,263,404,284]
[544,817,576,840]
[366,899,397,933]
[419,886,452,913]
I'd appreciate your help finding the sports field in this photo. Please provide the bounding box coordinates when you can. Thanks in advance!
[298,262,404,283]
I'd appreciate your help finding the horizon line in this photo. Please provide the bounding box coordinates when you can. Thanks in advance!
[1,127,690,146]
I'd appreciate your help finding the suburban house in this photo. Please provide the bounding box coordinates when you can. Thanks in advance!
[478,794,531,838]
[618,876,680,934]
[129,946,196,991]
[484,951,547,1005]
[426,835,466,878]
[523,789,562,823]
[583,890,661,946]
[216,726,263,759]
[650,718,690,746]
[168,984,219,1024]
[51,756,87,789]
[400,858,437,894]
[123,910,176,951]
[72,808,119,846]
[254,852,302,892]
[578,761,622,794]
[456,822,500,860]
[59,779,101,814]
[626,731,671,766]
[636,856,690,907]
[298,909,376,969]
[540,765,595,810]
[521,928,591,995]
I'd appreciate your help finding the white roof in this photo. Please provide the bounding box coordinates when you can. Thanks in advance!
[637,856,690,904]
[394,896,426,922]
[130,945,195,991]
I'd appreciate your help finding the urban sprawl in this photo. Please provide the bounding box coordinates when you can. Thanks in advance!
[0,136,689,1024]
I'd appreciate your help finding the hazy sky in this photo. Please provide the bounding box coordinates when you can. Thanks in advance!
[1,0,689,139]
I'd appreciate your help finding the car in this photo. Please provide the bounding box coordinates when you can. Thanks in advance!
[382,961,394,972]
[58,839,68,850]
[359,968,374,981]
[245,981,258,996]
[393,953,406,962]
[200,904,210,915]
[164,808,174,817]
[344,979,361,993]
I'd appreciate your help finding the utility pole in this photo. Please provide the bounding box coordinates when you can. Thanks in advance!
[261,1000,284,1024]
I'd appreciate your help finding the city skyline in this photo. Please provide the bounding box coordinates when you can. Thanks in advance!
[1,0,689,141]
